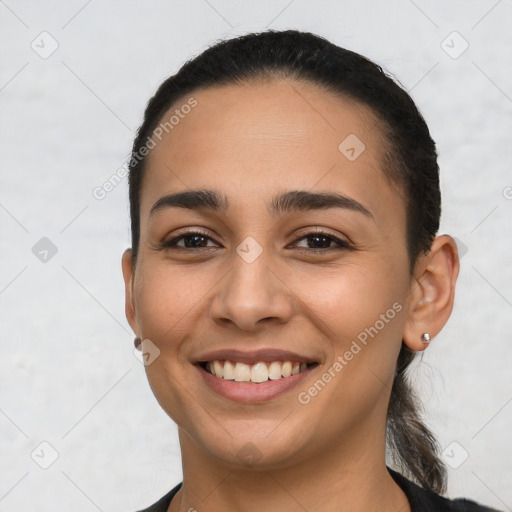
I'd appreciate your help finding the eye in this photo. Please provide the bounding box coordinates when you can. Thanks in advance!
[159,228,352,254]
[160,230,218,250]
[291,230,352,252]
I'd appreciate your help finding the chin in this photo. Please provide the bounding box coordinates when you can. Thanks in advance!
[179,413,319,471]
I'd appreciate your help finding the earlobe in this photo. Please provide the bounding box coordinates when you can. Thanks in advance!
[121,248,139,336]
[403,235,460,351]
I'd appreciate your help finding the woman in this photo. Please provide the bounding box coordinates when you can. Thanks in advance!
[122,30,500,511]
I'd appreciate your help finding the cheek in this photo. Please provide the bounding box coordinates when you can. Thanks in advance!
[133,266,199,426]
[134,263,206,341]
[293,260,408,408]
[293,257,408,341]
[133,263,222,424]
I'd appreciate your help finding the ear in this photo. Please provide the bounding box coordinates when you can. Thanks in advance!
[403,235,460,351]
[121,248,140,336]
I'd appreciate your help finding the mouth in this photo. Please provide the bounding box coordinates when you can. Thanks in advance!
[198,359,318,383]
[192,349,321,403]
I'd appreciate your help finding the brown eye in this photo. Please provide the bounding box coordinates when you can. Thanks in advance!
[293,230,352,252]
[161,230,219,250]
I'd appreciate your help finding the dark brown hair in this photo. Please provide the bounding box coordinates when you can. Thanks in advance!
[128,29,446,493]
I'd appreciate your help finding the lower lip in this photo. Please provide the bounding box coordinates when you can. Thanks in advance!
[196,365,316,403]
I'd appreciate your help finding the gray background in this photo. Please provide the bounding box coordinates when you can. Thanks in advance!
[0,0,511,510]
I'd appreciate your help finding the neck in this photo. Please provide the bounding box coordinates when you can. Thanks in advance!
[168,423,410,512]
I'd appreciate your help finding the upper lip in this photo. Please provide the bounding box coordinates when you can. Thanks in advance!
[191,348,320,365]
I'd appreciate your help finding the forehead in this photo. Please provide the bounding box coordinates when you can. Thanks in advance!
[140,78,402,224]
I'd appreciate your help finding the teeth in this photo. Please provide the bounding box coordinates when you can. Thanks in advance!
[234,362,251,382]
[268,361,282,380]
[251,362,268,383]
[281,361,292,377]
[213,360,224,378]
[205,360,312,383]
[223,360,235,380]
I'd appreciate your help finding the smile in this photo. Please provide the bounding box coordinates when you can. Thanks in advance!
[201,360,317,383]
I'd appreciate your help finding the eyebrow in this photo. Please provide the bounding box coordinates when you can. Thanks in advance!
[149,188,373,219]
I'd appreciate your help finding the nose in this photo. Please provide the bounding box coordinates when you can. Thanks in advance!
[209,250,296,332]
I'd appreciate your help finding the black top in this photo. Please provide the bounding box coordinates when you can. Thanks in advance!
[134,468,501,512]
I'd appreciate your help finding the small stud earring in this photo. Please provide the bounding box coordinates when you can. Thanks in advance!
[134,337,142,350]
[421,333,431,344]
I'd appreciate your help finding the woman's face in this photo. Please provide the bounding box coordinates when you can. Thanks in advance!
[123,79,415,469]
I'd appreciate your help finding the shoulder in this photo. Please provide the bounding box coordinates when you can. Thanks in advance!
[133,474,501,512]
[132,482,182,512]
[389,468,502,512]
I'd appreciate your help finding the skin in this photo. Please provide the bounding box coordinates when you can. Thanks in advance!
[122,78,459,512]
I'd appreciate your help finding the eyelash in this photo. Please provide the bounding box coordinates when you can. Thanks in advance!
[159,228,353,254]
